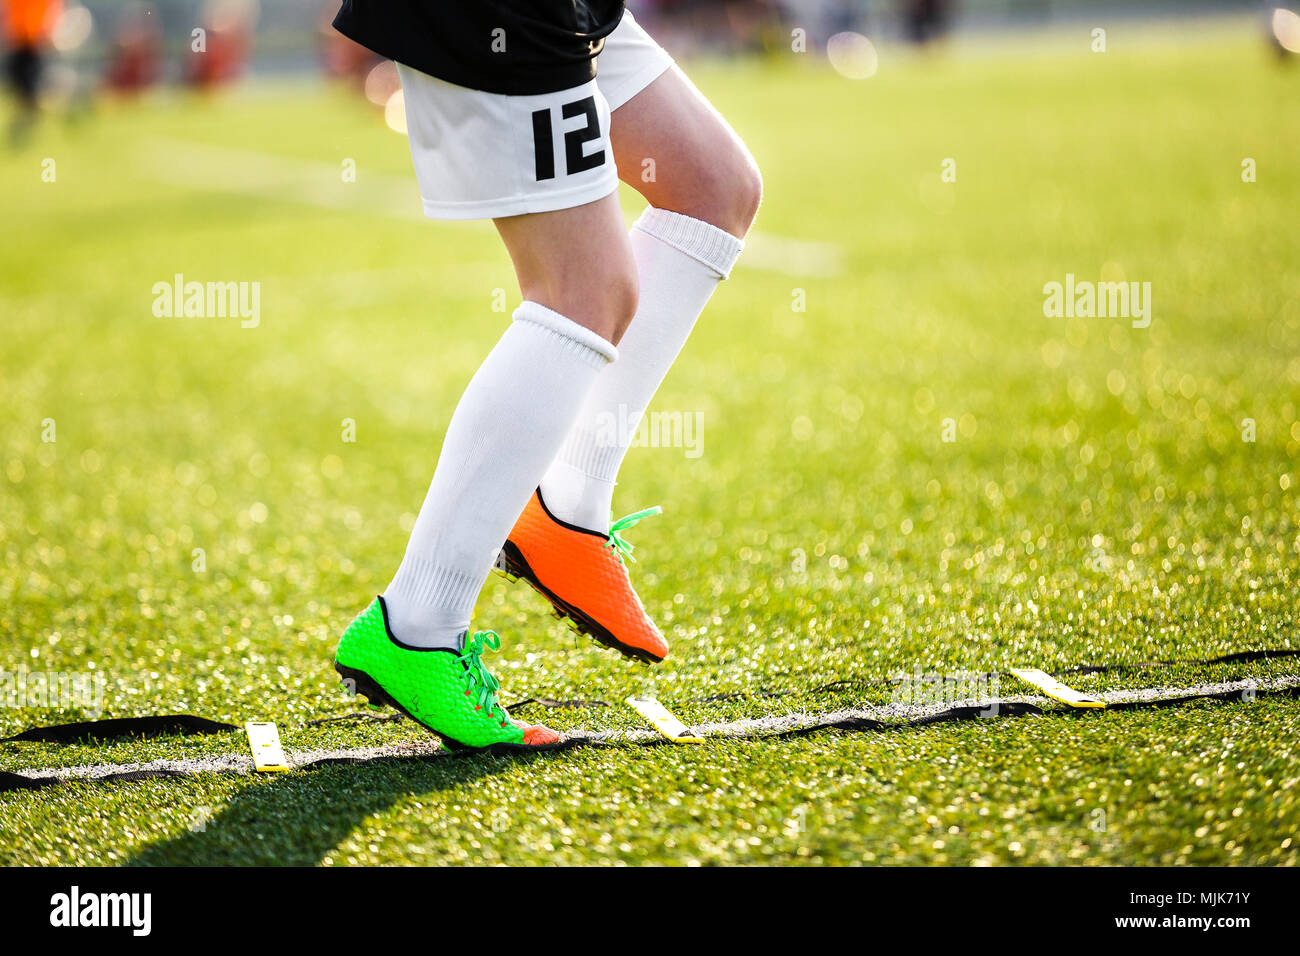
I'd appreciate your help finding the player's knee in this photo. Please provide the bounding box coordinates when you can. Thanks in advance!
[687,150,762,238]
[603,266,639,345]
[544,264,637,346]
[729,156,764,237]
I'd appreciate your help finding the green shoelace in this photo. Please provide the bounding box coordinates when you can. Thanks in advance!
[606,506,662,563]
[459,630,505,721]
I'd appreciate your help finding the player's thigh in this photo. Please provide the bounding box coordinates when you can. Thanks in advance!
[493,192,638,345]
[397,63,636,343]
[610,65,763,237]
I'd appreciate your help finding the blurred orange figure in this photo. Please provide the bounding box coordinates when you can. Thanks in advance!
[3,0,61,46]
[3,0,61,140]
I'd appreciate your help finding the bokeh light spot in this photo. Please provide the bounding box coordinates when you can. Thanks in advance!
[827,32,878,80]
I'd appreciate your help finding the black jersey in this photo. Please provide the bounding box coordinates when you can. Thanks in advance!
[333,1,626,96]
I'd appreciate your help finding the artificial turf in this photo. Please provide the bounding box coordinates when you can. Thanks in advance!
[1,16,1297,865]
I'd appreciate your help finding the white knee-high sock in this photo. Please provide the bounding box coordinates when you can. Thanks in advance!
[384,302,618,648]
[539,208,745,531]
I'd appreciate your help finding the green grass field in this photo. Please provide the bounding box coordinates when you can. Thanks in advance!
[2,17,1298,866]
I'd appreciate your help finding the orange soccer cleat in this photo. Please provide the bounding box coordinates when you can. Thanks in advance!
[497,489,668,663]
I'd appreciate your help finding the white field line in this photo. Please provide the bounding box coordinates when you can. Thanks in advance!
[138,137,842,276]
[740,232,843,278]
[10,674,1297,784]
[140,137,426,222]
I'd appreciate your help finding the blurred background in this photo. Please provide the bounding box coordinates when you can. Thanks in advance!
[2,0,1299,867]
[4,0,1298,140]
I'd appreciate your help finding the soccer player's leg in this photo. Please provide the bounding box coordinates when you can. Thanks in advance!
[338,195,635,750]
[501,14,762,665]
[5,42,42,143]
[336,51,636,747]
[491,195,672,664]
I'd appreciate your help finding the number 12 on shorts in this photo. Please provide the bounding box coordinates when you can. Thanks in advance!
[531,95,606,181]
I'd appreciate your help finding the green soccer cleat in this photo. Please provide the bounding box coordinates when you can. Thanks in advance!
[334,597,564,753]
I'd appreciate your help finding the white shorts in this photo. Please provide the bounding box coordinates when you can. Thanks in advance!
[397,11,674,221]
